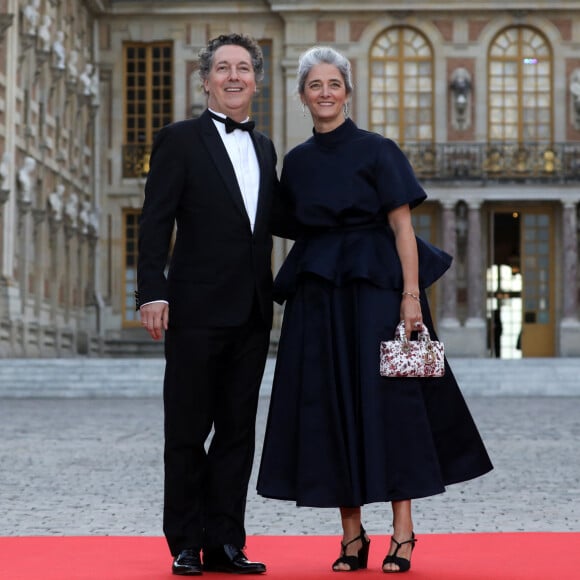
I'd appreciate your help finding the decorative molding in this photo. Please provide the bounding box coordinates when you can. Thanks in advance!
[32,207,46,227]
[388,10,413,21]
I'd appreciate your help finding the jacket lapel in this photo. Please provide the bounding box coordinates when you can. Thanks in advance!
[250,132,270,237]
[199,110,250,224]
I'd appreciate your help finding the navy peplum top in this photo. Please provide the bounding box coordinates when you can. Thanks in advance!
[274,119,452,303]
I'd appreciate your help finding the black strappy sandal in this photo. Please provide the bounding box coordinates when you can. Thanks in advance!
[382,533,417,573]
[332,525,371,572]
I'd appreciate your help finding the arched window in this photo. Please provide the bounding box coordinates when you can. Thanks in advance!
[369,27,434,144]
[488,27,552,142]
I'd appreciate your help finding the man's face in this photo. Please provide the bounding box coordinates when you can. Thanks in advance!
[204,44,256,121]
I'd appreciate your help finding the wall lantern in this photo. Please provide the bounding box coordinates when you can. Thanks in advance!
[450,67,472,131]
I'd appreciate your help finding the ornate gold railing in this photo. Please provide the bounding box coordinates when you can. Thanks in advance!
[122,144,152,179]
[122,142,580,183]
[403,142,580,183]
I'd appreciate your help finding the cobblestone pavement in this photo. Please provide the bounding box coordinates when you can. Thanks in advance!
[1,394,579,537]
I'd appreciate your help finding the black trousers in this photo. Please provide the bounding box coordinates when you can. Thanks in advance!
[162,302,270,555]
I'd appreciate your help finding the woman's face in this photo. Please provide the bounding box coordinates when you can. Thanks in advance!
[301,63,348,129]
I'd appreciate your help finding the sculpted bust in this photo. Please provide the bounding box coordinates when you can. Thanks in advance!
[53,31,66,70]
[23,0,41,36]
[38,14,52,52]
[48,184,65,222]
[0,152,10,190]
[17,156,36,204]
[64,192,79,227]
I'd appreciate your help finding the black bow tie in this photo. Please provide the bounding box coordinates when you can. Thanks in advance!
[209,112,255,134]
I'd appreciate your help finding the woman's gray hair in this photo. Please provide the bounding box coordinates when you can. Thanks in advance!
[296,46,353,95]
[198,33,264,91]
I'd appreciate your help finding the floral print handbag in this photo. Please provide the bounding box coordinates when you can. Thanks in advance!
[380,321,445,378]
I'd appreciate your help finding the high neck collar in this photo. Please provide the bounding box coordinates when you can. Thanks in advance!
[312,118,356,148]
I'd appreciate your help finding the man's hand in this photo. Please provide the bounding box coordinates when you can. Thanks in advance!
[140,302,169,341]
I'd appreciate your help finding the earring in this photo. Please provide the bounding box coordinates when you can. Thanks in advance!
[343,103,350,118]
[301,102,306,117]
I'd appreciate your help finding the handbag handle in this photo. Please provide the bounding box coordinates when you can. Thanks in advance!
[395,320,431,343]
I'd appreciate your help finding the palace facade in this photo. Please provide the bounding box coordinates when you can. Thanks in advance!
[1,0,580,358]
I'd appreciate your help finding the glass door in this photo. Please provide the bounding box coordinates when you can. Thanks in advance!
[486,206,555,358]
[520,210,555,356]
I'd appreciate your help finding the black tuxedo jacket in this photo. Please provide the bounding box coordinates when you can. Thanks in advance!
[137,110,278,327]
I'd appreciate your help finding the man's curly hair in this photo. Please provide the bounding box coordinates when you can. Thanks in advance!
[198,33,264,92]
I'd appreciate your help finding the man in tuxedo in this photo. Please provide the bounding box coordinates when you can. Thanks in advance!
[137,34,277,576]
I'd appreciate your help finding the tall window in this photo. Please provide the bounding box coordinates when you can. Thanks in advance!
[122,210,140,326]
[252,40,272,136]
[123,42,173,177]
[488,27,552,142]
[369,27,434,144]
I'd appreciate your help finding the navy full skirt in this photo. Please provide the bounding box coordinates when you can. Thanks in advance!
[257,275,493,507]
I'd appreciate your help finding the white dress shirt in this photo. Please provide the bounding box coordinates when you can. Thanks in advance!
[208,108,260,231]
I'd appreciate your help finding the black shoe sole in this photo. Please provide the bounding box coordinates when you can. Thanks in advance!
[172,567,203,576]
[203,565,266,574]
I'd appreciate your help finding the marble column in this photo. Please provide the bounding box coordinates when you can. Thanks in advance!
[17,199,32,315]
[461,199,487,356]
[32,207,46,318]
[466,200,485,321]
[562,202,578,321]
[0,186,9,282]
[439,200,459,326]
[560,201,580,355]
[0,186,9,356]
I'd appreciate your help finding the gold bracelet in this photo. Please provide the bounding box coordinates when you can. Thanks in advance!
[402,291,421,303]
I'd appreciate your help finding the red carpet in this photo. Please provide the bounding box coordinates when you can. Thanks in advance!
[1,534,578,579]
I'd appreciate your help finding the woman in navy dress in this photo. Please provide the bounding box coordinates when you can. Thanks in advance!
[257,46,493,573]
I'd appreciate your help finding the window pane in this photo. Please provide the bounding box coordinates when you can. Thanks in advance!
[369,26,433,144]
[124,42,173,176]
[488,27,552,143]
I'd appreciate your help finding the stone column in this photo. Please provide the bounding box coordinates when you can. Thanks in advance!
[1,8,18,355]
[0,169,10,281]
[437,200,469,355]
[0,179,10,357]
[2,5,18,283]
[464,199,487,356]
[32,207,46,318]
[466,200,484,321]
[562,202,578,320]
[17,199,32,315]
[560,201,580,356]
[439,200,459,325]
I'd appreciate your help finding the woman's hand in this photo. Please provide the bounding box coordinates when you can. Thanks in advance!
[400,292,423,340]
[387,204,423,340]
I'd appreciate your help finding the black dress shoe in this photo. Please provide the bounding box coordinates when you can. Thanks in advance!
[172,548,203,576]
[203,544,266,574]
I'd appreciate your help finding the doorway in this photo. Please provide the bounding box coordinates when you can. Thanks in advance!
[486,206,555,358]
